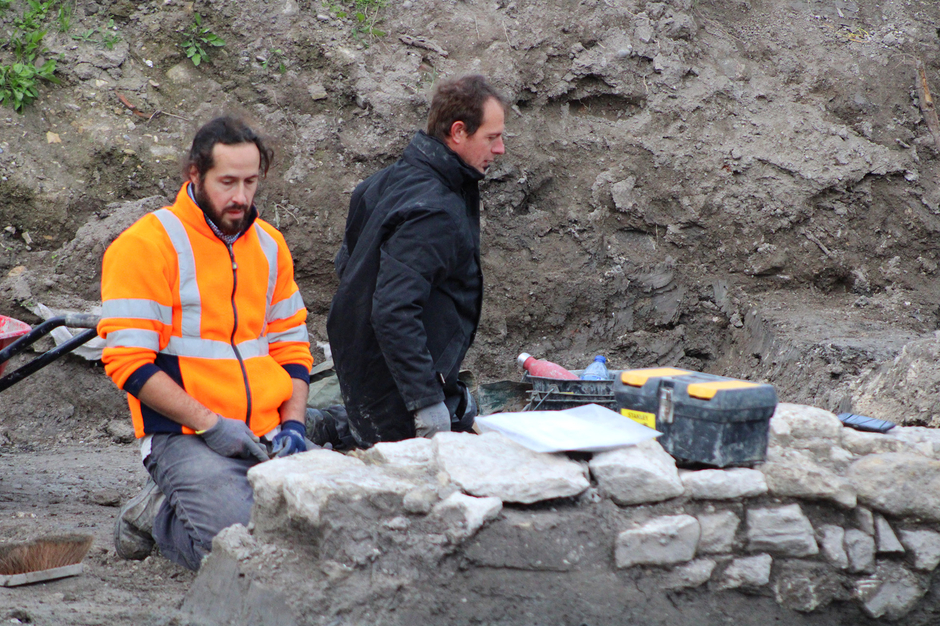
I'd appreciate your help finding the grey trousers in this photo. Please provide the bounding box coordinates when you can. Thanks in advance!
[145,433,260,570]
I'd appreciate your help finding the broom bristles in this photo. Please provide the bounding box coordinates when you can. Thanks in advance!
[0,534,92,575]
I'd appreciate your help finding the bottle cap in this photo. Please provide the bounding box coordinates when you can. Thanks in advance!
[517,353,532,369]
[595,355,606,363]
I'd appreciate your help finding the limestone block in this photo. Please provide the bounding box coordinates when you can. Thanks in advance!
[248,449,368,515]
[746,504,818,557]
[769,403,843,447]
[357,438,437,475]
[845,529,876,574]
[875,515,904,555]
[430,492,502,543]
[720,554,772,589]
[773,560,842,612]
[856,562,926,620]
[899,530,940,571]
[434,432,589,504]
[890,426,940,457]
[760,449,856,508]
[841,429,911,456]
[680,468,767,500]
[818,525,848,569]
[696,511,739,554]
[614,515,700,568]
[590,440,684,506]
[856,507,875,535]
[666,559,715,590]
[848,453,940,521]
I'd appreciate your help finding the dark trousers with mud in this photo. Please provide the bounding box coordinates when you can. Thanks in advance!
[145,433,258,570]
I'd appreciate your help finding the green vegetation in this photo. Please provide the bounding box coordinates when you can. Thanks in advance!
[182,12,225,67]
[323,0,386,45]
[70,17,122,49]
[0,0,62,112]
[261,48,286,74]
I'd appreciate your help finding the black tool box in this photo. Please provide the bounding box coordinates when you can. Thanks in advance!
[614,367,778,467]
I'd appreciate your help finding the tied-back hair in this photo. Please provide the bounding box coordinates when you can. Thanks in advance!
[427,75,507,142]
[183,116,274,180]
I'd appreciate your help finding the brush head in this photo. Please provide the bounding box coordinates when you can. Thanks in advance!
[0,534,93,575]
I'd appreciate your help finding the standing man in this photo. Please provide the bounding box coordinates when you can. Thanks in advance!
[327,75,506,446]
[99,117,313,570]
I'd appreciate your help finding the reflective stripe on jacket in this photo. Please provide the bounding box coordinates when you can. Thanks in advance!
[98,182,313,438]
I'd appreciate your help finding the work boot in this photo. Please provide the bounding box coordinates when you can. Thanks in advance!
[114,478,165,560]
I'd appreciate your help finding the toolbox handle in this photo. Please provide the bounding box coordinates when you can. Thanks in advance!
[658,381,675,424]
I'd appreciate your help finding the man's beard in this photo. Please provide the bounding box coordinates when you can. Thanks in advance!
[192,182,252,236]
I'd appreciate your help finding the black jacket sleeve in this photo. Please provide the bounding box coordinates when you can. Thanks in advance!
[370,207,458,412]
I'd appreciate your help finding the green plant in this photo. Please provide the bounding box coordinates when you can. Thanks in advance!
[71,27,96,42]
[56,1,71,32]
[261,48,286,74]
[101,31,121,49]
[0,58,58,112]
[182,12,225,66]
[322,0,386,44]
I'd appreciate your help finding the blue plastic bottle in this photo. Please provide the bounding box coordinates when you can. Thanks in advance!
[581,355,610,381]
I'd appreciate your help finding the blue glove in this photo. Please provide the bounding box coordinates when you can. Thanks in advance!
[271,420,307,458]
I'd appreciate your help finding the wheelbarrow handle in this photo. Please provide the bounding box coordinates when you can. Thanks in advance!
[0,328,98,394]
[0,315,101,378]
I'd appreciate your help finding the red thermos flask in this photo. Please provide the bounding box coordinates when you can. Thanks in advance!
[517,353,579,380]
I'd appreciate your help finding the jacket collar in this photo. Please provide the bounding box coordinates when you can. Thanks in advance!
[170,182,258,242]
[403,131,485,192]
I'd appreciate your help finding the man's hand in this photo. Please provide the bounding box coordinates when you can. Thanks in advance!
[271,420,307,458]
[414,401,450,438]
[198,416,270,463]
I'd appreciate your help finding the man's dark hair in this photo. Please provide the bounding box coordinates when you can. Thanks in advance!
[427,75,507,142]
[183,116,274,180]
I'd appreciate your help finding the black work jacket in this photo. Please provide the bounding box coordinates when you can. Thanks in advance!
[326,131,484,445]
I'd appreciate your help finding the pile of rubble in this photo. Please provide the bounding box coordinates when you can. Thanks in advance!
[182,404,940,625]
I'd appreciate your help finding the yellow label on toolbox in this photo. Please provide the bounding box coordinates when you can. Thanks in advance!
[687,380,758,400]
[621,368,691,387]
[621,408,656,429]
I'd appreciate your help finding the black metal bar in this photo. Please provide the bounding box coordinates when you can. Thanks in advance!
[0,328,99,393]
[0,315,99,366]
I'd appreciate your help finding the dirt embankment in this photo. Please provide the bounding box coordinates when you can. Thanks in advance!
[0,0,940,623]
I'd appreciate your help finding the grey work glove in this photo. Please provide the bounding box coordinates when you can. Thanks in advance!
[199,416,270,463]
[414,401,451,438]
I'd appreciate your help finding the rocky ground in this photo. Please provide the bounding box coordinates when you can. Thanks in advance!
[1,0,940,622]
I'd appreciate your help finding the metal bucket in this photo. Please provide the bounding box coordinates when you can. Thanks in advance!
[0,316,31,377]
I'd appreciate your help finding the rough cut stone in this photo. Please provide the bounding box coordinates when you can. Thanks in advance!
[769,403,843,446]
[615,515,700,568]
[845,529,876,574]
[856,507,875,535]
[434,432,589,504]
[856,562,926,620]
[760,449,856,508]
[666,559,715,590]
[430,492,502,543]
[680,468,767,500]
[875,515,905,555]
[590,440,684,506]
[696,510,739,554]
[818,525,848,570]
[890,426,940,457]
[841,429,911,456]
[720,554,772,589]
[746,504,818,557]
[848,453,940,521]
[899,530,940,571]
[773,560,842,612]
[357,438,437,475]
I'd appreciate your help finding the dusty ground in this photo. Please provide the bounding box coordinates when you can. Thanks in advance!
[1,0,940,622]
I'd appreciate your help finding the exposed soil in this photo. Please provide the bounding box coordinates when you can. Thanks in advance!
[1,0,940,622]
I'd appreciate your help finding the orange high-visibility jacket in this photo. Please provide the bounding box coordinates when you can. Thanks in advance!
[98,183,313,438]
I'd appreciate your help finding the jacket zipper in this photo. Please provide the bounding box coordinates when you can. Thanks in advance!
[227,243,253,426]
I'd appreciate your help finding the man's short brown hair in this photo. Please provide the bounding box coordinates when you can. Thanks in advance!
[183,116,274,181]
[426,75,507,142]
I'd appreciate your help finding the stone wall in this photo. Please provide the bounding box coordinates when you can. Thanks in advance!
[181,404,940,625]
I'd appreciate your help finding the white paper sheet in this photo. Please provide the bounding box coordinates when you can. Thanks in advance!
[475,403,661,453]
